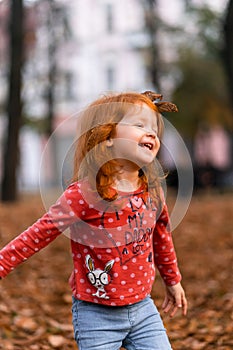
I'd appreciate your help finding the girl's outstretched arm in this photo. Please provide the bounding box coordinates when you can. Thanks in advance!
[0,183,80,279]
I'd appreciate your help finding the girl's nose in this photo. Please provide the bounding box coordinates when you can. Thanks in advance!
[146,130,156,138]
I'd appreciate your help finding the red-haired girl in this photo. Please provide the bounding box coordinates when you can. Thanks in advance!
[0,91,187,349]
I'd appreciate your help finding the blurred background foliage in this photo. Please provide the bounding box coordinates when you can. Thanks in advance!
[0,0,232,201]
[170,3,233,137]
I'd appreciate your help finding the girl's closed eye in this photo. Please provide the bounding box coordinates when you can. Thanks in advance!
[134,123,158,135]
[134,123,144,128]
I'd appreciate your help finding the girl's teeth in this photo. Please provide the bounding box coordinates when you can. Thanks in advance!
[139,143,152,150]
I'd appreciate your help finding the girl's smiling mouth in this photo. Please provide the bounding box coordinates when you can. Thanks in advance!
[138,142,154,150]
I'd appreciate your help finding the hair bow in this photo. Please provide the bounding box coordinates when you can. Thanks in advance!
[142,91,178,113]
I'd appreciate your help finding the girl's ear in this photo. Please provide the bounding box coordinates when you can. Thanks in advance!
[106,138,113,147]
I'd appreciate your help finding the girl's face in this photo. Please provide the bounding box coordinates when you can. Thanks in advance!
[111,104,161,169]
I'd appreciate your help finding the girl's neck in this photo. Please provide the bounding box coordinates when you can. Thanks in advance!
[113,170,141,192]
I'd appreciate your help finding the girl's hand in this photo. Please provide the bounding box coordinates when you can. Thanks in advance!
[162,282,188,318]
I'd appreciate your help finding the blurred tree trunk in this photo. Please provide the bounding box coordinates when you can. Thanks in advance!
[223,0,233,107]
[1,0,24,201]
[46,0,57,137]
[44,0,65,186]
[143,0,161,91]
[45,0,58,187]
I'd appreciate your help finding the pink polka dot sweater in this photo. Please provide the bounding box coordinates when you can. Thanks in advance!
[0,180,181,306]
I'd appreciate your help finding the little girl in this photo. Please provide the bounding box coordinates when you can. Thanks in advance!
[0,91,187,350]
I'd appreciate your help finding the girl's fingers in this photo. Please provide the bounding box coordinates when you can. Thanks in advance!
[162,296,168,309]
[163,301,178,318]
[169,305,178,318]
[163,299,173,313]
[182,295,188,316]
[163,296,188,318]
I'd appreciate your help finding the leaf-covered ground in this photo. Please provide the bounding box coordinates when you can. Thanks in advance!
[0,191,232,349]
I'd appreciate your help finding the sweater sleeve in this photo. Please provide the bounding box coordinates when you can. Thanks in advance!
[153,202,182,286]
[0,184,80,278]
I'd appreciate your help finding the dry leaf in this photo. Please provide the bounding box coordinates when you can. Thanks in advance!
[13,315,38,331]
[48,335,66,348]
[62,293,72,304]
[48,318,73,331]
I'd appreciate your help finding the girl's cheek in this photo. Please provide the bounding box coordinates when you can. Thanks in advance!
[155,142,161,155]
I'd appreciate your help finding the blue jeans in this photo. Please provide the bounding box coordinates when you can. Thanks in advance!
[72,296,172,350]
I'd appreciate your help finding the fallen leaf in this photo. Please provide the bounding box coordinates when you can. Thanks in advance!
[48,335,66,348]
[13,315,38,331]
[48,317,74,331]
